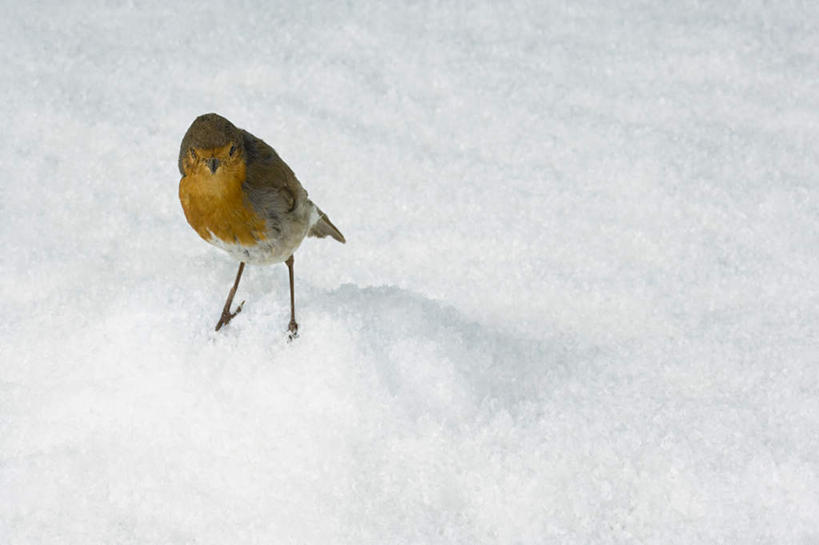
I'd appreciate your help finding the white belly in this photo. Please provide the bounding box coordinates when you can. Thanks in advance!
[206,234,302,264]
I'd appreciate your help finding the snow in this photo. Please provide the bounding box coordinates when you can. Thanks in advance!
[2,1,819,543]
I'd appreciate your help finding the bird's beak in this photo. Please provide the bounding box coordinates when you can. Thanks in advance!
[206,157,220,174]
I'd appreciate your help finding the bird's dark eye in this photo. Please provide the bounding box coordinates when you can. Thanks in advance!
[229,144,236,156]
[190,148,197,159]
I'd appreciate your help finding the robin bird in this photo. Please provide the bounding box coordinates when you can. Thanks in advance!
[178,113,345,336]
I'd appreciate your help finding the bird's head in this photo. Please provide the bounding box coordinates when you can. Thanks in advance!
[179,113,244,177]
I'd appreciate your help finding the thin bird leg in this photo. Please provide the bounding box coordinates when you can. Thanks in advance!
[215,262,246,331]
[286,255,298,338]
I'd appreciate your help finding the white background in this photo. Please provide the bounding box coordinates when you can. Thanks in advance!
[2,1,818,543]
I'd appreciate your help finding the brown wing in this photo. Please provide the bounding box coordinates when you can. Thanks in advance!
[240,129,307,221]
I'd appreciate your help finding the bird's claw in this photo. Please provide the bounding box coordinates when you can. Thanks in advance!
[215,300,245,331]
[287,320,299,342]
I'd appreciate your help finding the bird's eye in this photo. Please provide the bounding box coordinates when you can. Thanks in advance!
[190,148,197,159]
[229,144,236,156]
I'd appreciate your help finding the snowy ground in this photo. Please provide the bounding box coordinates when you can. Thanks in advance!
[2,1,819,543]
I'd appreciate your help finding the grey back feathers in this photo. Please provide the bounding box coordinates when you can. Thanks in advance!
[241,131,346,244]
[241,129,307,235]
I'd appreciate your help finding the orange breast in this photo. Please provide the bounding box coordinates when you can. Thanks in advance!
[179,160,268,245]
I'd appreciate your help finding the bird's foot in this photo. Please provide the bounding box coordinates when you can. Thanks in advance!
[214,300,245,331]
[287,320,299,341]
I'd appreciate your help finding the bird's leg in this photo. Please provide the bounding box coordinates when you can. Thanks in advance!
[286,255,298,339]
[215,262,246,331]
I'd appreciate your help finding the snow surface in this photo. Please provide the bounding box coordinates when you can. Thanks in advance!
[2,1,819,543]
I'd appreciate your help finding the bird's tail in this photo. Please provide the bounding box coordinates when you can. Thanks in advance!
[308,204,346,243]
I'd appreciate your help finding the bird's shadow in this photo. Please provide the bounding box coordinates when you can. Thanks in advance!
[308,284,597,421]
